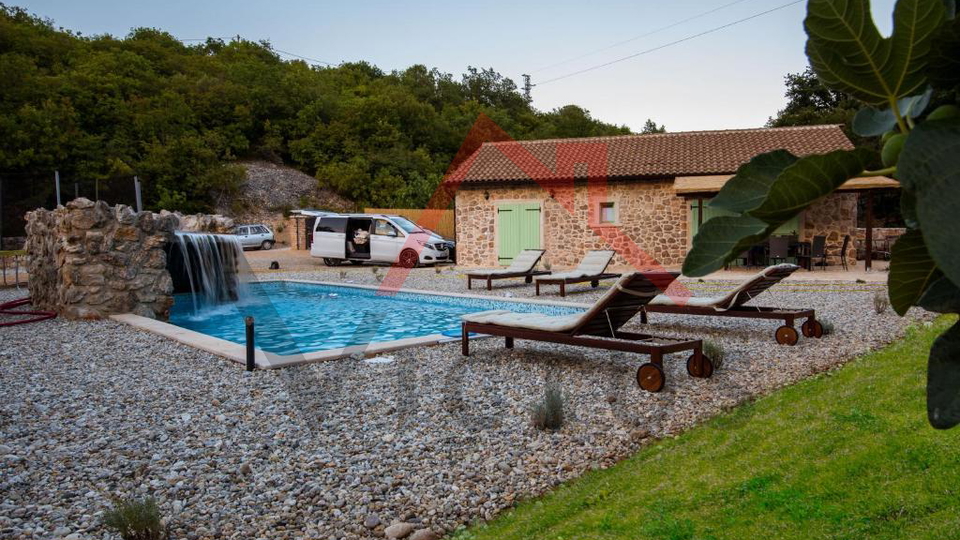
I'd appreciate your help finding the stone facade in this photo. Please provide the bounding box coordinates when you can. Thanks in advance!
[24,198,235,320]
[455,180,689,269]
[799,192,859,267]
[455,182,860,270]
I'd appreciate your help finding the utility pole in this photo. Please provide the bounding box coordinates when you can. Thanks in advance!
[54,170,61,206]
[522,74,533,102]
[134,176,143,212]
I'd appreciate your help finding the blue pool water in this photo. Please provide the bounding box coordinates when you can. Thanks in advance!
[169,281,583,355]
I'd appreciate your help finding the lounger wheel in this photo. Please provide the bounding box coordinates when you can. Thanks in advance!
[637,363,665,392]
[801,319,824,339]
[686,354,714,378]
[775,325,800,346]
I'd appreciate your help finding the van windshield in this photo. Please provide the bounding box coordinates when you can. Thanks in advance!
[391,217,425,234]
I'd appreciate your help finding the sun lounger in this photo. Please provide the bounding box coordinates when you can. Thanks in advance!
[641,264,821,345]
[534,249,621,297]
[461,272,712,392]
[466,249,551,290]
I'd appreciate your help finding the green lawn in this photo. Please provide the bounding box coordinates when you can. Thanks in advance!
[454,317,960,540]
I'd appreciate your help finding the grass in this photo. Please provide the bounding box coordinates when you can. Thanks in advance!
[454,317,960,540]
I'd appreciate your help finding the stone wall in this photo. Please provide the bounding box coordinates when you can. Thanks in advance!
[799,192,859,267]
[455,182,860,270]
[24,198,218,320]
[454,180,689,269]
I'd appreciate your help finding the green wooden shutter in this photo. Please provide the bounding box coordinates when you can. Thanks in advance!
[497,203,541,264]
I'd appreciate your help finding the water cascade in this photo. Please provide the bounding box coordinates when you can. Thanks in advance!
[167,232,248,313]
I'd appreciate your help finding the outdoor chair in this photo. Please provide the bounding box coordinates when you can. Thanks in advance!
[641,263,822,345]
[767,236,790,266]
[465,249,550,290]
[839,234,851,271]
[805,235,827,270]
[461,272,711,392]
[534,249,621,297]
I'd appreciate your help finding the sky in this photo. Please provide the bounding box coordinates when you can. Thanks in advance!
[19,0,899,133]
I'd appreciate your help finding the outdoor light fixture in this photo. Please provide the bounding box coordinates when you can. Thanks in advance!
[484,190,490,201]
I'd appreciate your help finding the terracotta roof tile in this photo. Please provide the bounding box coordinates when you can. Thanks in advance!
[448,125,855,184]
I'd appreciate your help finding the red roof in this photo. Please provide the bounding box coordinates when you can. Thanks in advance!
[447,125,855,184]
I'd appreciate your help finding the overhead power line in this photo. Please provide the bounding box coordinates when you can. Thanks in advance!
[535,0,804,87]
[179,37,336,66]
[531,0,755,74]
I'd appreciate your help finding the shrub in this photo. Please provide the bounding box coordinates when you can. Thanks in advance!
[338,270,347,280]
[543,260,552,271]
[820,318,835,336]
[371,267,383,282]
[873,291,889,314]
[103,497,168,540]
[531,385,565,431]
[703,340,725,369]
[435,265,442,274]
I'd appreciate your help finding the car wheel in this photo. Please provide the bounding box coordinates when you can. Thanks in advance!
[322,258,342,266]
[398,249,419,268]
[261,240,274,250]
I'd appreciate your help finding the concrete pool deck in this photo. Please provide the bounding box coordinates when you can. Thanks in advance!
[112,279,590,369]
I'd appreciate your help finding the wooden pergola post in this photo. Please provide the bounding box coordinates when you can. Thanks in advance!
[864,192,873,272]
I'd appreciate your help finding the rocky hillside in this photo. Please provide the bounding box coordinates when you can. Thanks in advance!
[219,160,354,228]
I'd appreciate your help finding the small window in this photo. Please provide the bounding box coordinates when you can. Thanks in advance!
[237,226,249,235]
[599,202,617,224]
[374,219,399,236]
[317,217,347,234]
[258,226,270,234]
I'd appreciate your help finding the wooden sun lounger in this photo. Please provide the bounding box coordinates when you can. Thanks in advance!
[466,249,551,290]
[535,249,621,297]
[640,264,823,345]
[461,272,714,392]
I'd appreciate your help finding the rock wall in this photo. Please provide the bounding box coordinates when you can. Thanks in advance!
[799,192,859,267]
[454,180,689,269]
[25,199,182,319]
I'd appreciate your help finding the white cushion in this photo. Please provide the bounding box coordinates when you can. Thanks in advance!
[463,311,584,333]
[649,295,724,308]
[575,250,615,274]
[536,270,589,281]
[470,250,542,277]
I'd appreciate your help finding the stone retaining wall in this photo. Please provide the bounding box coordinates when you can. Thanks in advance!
[24,198,234,320]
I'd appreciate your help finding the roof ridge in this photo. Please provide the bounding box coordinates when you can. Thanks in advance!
[481,124,845,147]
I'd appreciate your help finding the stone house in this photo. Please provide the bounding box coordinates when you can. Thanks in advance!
[448,125,898,270]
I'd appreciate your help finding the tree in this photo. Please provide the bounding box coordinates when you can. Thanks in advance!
[640,118,666,134]
[684,0,960,428]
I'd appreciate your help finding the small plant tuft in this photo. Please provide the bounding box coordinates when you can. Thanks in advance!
[873,291,889,314]
[543,260,552,271]
[820,318,835,336]
[103,497,168,540]
[855,278,866,284]
[531,385,565,431]
[703,340,725,369]
[338,270,347,280]
[371,267,384,282]
[435,265,442,274]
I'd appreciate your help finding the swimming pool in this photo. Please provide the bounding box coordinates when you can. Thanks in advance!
[168,281,584,356]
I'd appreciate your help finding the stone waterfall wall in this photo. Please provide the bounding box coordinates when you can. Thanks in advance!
[24,199,236,320]
[25,199,179,319]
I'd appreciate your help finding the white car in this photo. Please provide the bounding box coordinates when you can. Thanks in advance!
[234,224,275,250]
[310,213,454,267]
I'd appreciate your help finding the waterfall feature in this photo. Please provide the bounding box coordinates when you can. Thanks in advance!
[167,232,248,313]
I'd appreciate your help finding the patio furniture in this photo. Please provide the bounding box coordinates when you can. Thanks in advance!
[465,249,551,290]
[839,234,851,271]
[797,235,827,270]
[641,263,822,345]
[767,236,791,265]
[534,249,621,297]
[461,272,710,392]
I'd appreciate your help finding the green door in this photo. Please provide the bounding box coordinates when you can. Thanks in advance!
[497,203,541,264]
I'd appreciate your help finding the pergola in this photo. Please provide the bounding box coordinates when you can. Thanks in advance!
[674,175,902,271]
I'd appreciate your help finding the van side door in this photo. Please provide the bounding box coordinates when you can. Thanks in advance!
[370,219,402,262]
[310,217,347,259]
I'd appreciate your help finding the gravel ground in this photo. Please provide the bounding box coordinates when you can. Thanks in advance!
[0,260,932,540]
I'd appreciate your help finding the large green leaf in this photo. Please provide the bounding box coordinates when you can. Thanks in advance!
[749,149,873,224]
[805,0,946,105]
[928,321,960,429]
[852,88,933,136]
[709,150,798,214]
[681,216,771,277]
[918,275,960,313]
[888,230,943,315]
[927,15,960,85]
[900,188,919,229]
[897,118,960,288]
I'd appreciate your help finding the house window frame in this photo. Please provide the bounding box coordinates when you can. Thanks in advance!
[594,199,620,227]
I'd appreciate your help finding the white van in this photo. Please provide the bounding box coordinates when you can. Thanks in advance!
[310,213,454,268]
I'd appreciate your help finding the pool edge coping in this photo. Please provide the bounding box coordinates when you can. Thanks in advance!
[112,279,590,369]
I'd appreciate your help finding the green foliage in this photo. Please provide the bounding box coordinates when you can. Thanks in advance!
[686,0,960,428]
[0,5,628,213]
[531,385,565,431]
[640,118,666,134]
[703,340,725,369]
[873,290,890,314]
[102,497,167,540]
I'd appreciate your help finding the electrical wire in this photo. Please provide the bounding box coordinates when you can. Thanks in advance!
[531,0,755,74]
[536,0,804,86]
